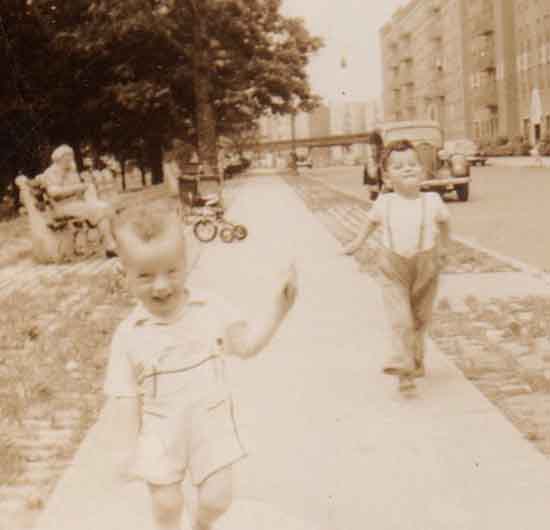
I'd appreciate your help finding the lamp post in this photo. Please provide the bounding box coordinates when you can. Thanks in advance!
[289,109,298,175]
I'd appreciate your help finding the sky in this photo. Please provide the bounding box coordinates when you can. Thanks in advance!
[281,0,408,103]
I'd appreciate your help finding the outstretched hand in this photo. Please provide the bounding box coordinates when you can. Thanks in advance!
[438,248,450,269]
[341,241,359,256]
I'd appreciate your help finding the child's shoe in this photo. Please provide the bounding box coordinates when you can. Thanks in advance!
[412,357,425,378]
[398,374,416,393]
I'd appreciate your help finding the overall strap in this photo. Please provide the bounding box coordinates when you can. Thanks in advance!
[417,193,427,252]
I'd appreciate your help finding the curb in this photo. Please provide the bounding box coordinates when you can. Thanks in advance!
[451,234,550,282]
[485,156,550,168]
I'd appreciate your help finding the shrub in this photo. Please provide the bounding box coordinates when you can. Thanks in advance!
[538,135,550,156]
[510,136,531,156]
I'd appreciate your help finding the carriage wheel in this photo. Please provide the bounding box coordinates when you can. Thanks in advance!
[193,219,218,242]
[233,225,248,240]
[220,226,235,243]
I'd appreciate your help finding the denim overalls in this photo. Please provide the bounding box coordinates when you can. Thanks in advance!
[378,194,442,376]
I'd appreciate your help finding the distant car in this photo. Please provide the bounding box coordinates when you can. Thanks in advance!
[223,157,251,179]
[365,120,471,202]
[296,156,313,169]
[445,139,487,167]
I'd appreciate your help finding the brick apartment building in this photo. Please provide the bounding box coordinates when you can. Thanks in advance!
[381,0,550,145]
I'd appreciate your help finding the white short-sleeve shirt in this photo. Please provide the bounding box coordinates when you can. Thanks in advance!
[368,192,450,258]
[103,290,242,398]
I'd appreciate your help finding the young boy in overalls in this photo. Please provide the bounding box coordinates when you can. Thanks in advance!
[103,207,297,530]
[343,139,451,392]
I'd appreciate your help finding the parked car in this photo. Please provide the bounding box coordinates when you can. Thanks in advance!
[483,137,532,157]
[296,155,313,169]
[445,139,487,166]
[364,120,471,202]
[223,156,251,179]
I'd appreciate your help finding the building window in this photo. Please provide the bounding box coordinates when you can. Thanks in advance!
[523,118,530,139]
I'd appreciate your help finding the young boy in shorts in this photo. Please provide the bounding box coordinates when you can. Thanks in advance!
[343,139,451,392]
[103,207,297,530]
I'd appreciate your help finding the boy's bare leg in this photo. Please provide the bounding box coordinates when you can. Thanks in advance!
[148,482,185,530]
[412,329,426,378]
[411,258,440,378]
[195,466,233,530]
[380,280,416,375]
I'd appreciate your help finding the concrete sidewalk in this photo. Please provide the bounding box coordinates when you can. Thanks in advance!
[34,176,550,530]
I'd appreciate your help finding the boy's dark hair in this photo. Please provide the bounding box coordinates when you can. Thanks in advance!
[381,139,419,171]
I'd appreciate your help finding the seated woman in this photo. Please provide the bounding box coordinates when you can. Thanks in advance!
[41,145,118,258]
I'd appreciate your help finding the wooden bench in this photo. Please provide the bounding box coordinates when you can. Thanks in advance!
[15,175,106,263]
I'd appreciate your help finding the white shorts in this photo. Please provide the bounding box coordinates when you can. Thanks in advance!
[132,359,246,486]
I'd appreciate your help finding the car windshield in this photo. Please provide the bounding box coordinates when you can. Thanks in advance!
[384,127,443,147]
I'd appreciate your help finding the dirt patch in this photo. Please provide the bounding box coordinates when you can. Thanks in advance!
[432,294,550,457]
[0,268,134,529]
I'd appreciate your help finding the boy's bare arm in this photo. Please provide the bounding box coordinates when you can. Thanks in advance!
[227,265,297,359]
[101,397,141,478]
[438,217,451,249]
[342,218,378,254]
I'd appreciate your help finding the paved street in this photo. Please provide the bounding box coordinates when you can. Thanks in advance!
[34,175,550,530]
[306,164,550,271]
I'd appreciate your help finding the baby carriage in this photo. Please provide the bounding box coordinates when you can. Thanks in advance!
[179,181,248,243]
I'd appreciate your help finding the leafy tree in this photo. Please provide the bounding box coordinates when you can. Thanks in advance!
[67,0,322,180]
[1,0,322,193]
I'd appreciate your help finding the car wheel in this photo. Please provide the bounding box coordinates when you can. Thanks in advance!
[456,182,469,202]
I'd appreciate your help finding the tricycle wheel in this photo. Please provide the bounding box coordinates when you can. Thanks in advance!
[456,182,469,202]
[220,226,235,243]
[193,219,218,242]
[233,225,248,240]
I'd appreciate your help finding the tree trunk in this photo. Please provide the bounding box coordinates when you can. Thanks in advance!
[191,13,220,182]
[146,138,164,186]
[91,141,102,168]
[120,158,127,192]
[73,143,85,173]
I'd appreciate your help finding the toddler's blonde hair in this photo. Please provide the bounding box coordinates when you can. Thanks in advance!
[113,207,182,248]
